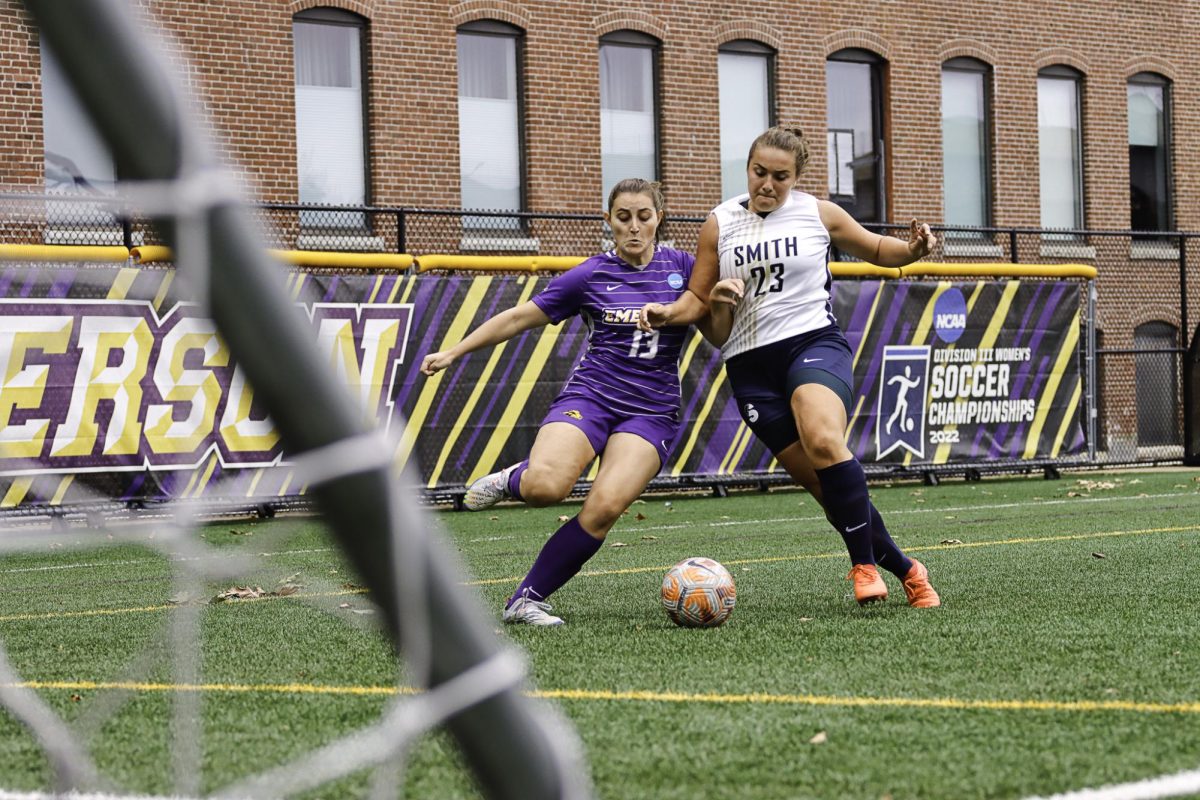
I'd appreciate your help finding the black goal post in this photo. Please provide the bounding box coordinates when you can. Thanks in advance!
[21,0,589,797]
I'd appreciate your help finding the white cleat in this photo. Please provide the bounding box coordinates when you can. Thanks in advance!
[464,464,516,511]
[502,596,564,627]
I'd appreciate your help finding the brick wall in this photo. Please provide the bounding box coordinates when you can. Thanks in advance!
[3,1,1197,364]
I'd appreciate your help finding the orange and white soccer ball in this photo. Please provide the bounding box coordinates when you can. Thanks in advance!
[661,557,737,628]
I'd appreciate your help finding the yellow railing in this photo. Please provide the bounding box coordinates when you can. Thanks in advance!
[0,244,1098,280]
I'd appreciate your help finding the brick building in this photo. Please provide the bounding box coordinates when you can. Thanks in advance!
[0,0,1197,455]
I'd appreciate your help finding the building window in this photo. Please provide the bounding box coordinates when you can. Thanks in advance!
[458,20,524,231]
[826,49,886,224]
[941,58,992,237]
[41,35,118,239]
[718,40,774,202]
[293,8,368,229]
[1134,321,1180,447]
[599,30,659,205]
[1128,72,1172,234]
[1037,66,1084,236]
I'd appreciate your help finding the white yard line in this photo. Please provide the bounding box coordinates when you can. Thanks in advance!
[1021,767,1200,800]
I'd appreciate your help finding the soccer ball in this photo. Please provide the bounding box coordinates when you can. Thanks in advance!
[661,557,736,628]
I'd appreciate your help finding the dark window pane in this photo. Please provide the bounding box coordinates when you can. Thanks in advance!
[826,54,882,223]
[1134,321,1180,447]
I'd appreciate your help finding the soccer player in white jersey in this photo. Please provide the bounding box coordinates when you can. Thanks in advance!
[640,126,941,608]
[422,179,717,625]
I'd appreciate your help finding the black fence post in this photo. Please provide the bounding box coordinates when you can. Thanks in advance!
[1009,229,1019,263]
[397,208,407,254]
[1183,236,1198,465]
[121,215,133,249]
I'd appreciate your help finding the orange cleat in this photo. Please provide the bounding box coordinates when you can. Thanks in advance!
[847,564,888,605]
[902,559,941,608]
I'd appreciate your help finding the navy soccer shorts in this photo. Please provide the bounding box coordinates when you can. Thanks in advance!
[723,324,855,455]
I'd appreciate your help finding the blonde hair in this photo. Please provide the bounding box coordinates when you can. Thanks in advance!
[747,126,810,176]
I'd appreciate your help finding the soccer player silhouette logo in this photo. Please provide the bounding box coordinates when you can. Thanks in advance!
[885,365,921,435]
[877,346,930,459]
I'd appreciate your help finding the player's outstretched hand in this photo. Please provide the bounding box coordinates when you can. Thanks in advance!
[421,351,454,376]
[908,219,936,259]
[638,302,671,331]
[710,278,744,309]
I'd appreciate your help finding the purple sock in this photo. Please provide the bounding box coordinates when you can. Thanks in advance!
[870,503,912,578]
[815,459,876,566]
[506,460,528,502]
[507,515,602,607]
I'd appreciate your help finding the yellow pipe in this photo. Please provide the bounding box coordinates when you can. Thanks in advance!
[0,244,130,263]
[829,263,903,279]
[132,246,414,270]
[899,262,1097,279]
[415,254,587,273]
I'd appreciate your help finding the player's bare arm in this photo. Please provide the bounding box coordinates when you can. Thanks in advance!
[638,215,720,331]
[817,200,936,267]
[421,300,551,375]
[696,277,744,347]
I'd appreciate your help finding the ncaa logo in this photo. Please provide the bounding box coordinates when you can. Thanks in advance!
[933,287,967,343]
[876,345,931,460]
[668,273,685,290]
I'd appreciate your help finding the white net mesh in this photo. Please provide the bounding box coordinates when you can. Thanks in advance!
[0,1,591,796]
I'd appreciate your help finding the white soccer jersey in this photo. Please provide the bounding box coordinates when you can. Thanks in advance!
[712,190,835,359]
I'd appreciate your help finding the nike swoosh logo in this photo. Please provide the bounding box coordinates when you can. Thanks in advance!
[606,284,621,291]
[803,357,823,363]
[845,522,868,532]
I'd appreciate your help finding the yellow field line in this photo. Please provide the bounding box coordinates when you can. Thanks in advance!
[5,680,1197,716]
[0,588,369,623]
[465,523,1200,586]
[3,525,1195,621]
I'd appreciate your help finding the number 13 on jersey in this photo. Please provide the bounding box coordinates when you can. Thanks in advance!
[629,329,660,359]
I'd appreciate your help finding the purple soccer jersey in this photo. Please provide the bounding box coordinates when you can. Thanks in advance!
[532,246,695,419]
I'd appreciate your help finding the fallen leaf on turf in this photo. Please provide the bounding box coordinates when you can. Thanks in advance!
[214,586,265,601]
[70,693,82,703]
[809,731,827,744]
[279,572,301,585]
[167,592,191,605]
[609,541,628,548]
[1129,479,1143,485]
[641,535,658,541]
[1092,552,1107,559]
[940,538,963,545]
[798,617,813,622]
[276,584,301,596]
[489,516,499,521]
[338,603,352,609]
[228,528,252,536]
[635,512,647,521]
[558,515,570,522]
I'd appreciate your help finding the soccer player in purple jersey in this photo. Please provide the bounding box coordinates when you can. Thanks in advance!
[421,179,714,626]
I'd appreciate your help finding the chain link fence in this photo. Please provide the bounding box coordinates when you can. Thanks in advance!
[1,192,1195,468]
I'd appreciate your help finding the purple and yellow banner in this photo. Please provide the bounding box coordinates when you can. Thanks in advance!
[0,267,1084,508]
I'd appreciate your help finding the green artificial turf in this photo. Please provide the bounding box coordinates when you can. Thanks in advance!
[0,469,1197,799]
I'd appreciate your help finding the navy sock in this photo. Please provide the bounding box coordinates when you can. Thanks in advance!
[870,503,912,578]
[815,459,875,566]
[506,460,528,502]
[507,515,602,607]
